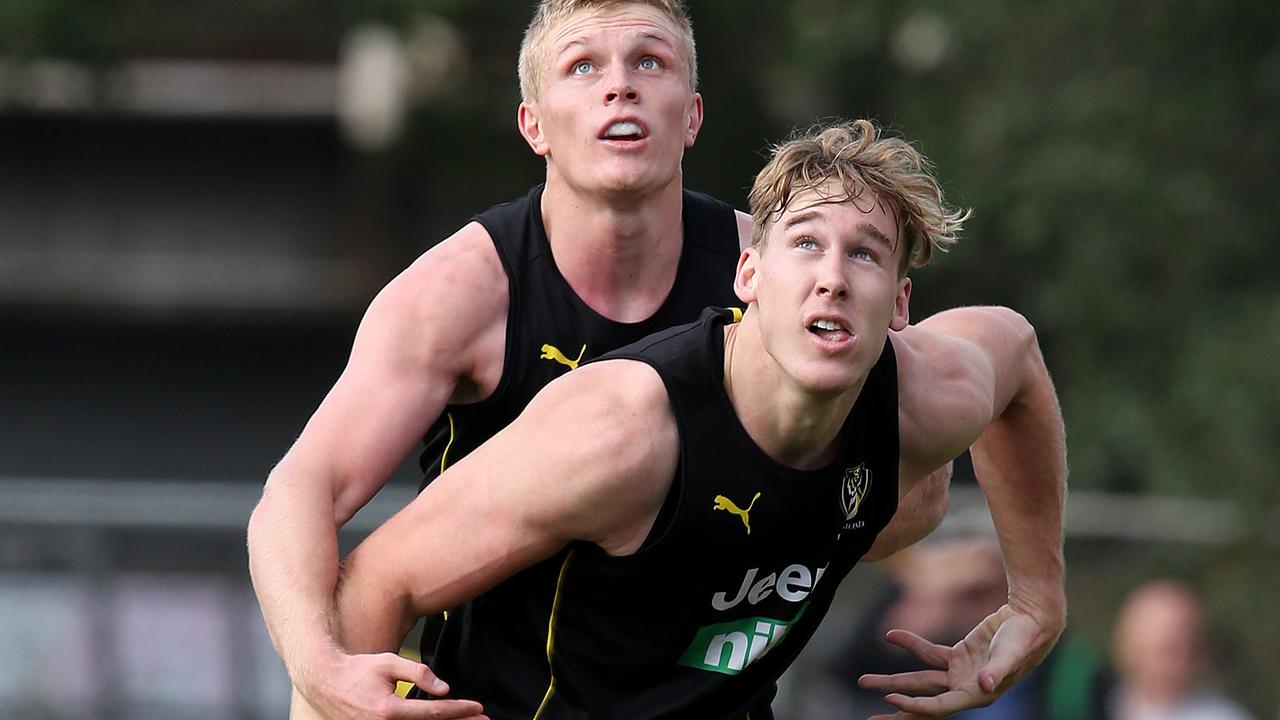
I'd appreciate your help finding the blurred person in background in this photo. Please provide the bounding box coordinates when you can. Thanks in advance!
[1108,580,1252,720]
[246,2,948,719]
[291,118,1068,720]
[839,530,1109,720]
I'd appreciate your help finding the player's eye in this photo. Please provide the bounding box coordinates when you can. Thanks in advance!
[572,60,594,75]
[638,56,661,71]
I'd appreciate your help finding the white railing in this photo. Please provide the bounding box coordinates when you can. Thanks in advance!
[0,476,1261,546]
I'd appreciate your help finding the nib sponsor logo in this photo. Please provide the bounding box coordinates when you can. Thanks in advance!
[677,604,809,675]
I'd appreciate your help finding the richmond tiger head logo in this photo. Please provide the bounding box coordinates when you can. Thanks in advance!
[840,464,871,521]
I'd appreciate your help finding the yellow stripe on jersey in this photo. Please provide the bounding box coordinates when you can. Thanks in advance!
[532,550,577,720]
[440,412,456,474]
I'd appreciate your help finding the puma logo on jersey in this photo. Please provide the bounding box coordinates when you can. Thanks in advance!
[539,343,586,370]
[713,491,761,534]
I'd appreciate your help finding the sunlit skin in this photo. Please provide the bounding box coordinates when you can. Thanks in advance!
[726,182,910,467]
[517,4,703,205]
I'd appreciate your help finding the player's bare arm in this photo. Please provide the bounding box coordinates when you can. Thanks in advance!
[861,305,1066,716]
[334,360,678,649]
[282,362,681,720]
[248,222,509,719]
[898,306,1066,611]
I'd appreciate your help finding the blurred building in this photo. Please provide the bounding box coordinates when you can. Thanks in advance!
[0,7,425,717]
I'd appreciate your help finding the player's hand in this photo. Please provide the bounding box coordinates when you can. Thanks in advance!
[290,649,486,720]
[856,603,1060,719]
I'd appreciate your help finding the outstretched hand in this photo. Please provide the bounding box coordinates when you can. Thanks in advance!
[856,604,1060,719]
[290,649,486,720]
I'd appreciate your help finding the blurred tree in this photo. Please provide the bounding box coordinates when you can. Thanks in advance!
[779,1,1278,711]
[752,0,1278,502]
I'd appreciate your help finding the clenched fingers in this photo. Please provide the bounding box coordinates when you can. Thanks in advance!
[381,653,449,696]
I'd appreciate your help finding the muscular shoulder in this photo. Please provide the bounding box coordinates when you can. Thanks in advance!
[892,306,1036,471]
[406,221,505,294]
[364,222,508,389]
[522,359,675,485]
[509,359,679,553]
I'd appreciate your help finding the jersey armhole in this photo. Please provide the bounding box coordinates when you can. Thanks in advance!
[461,215,520,413]
[605,355,691,558]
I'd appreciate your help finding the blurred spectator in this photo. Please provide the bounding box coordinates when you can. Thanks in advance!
[838,533,1108,720]
[1108,580,1252,720]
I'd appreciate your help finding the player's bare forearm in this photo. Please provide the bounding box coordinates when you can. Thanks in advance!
[290,685,325,720]
[333,540,419,655]
[970,331,1067,627]
[247,468,346,679]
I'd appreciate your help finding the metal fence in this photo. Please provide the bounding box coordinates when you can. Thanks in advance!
[0,476,1257,720]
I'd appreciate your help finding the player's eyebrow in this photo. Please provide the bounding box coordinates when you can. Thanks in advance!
[780,209,822,230]
[855,222,895,252]
[554,31,678,60]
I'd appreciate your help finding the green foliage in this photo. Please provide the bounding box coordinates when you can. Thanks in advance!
[762,1,1280,504]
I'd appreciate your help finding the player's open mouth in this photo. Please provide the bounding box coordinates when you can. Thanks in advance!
[599,119,648,143]
[807,317,852,344]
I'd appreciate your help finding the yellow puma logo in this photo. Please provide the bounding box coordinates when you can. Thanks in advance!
[540,343,586,370]
[713,491,762,535]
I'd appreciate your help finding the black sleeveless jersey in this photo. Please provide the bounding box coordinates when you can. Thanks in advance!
[419,184,743,486]
[428,308,900,719]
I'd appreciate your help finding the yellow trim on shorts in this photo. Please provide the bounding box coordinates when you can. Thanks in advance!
[532,550,576,720]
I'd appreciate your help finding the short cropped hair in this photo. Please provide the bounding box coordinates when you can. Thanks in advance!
[749,119,970,274]
[518,0,698,103]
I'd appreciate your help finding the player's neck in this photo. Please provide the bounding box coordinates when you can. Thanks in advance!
[722,320,866,471]
[540,173,685,323]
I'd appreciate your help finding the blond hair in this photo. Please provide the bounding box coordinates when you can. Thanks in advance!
[518,0,698,103]
[749,119,969,274]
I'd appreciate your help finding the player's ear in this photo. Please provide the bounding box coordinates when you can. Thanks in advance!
[684,92,704,148]
[518,101,549,157]
[890,276,911,331]
[734,246,759,303]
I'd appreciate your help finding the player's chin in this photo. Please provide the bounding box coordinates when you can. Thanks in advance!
[793,368,860,397]
[599,154,680,184]
[595,170,668,197]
